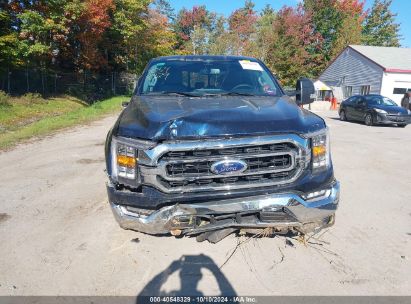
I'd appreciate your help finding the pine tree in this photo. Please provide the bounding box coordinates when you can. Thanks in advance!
[251,5,276,61]
[362,0,400,47]
[153,0,175,21]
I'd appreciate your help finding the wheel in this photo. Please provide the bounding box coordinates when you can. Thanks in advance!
[365,113,373,126]
[339,110,347,121]
[397,124,406,128]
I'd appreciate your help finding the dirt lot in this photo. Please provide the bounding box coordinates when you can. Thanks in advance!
[0,111,410,296]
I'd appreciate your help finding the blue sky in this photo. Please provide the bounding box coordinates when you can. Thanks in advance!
[169,0,411,47]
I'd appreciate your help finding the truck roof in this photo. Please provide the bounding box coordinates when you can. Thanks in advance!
[151,55,259,62]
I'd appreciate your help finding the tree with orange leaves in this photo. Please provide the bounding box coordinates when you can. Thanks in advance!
[73,0,115,71]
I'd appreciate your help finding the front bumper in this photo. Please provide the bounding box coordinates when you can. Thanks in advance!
[109,181,340,235]
[375,113,411,125]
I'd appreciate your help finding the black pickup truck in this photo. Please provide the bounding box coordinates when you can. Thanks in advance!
[105,55,340,243]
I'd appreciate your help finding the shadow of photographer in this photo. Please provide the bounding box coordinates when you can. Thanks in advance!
[137,254,236,301]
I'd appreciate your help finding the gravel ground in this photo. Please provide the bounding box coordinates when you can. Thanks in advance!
[0,111,410,296]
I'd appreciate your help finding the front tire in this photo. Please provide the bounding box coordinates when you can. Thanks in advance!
[339,110,347,121]
[397,124,406,128]
[365,113,373,126]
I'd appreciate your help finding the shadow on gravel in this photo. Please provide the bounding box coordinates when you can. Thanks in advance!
[136,254,236,300]
[0,213,10,223]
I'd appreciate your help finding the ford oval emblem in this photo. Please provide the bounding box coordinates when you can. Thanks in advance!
[210,160,248,175]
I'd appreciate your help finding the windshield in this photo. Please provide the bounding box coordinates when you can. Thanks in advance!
[140,59,282,97]
[366,96,397,106]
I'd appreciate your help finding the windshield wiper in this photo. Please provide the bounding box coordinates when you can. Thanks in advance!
[217,92,255,96]
[146,91,200,97]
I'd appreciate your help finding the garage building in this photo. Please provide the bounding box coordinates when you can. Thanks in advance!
[319,45,411,104]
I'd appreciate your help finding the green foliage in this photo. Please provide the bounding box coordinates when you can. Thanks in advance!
[173,5,217,54]
[0,8,22,69]
[207,15,227,55]
[301,0,365,70]
[109,0,149,71]
[250,6,277,61]
[0,0,174,75]
[263,5,324,86]
[362,0,400,47]
[153,0,175,21]
[303,0,339,64]
[331,0,365,57]
[0,95,127,150]
[20,93,47,105]
[0,91,11,107]
[0,0,404,89]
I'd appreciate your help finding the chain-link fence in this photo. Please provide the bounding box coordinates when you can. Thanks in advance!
[0,69,137,103]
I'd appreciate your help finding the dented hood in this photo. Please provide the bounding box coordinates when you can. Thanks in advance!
[115,95,325,140]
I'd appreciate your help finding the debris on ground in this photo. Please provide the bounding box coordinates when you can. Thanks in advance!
[131,238,140,243]
[196,228,237,244]
[285,238,294,247]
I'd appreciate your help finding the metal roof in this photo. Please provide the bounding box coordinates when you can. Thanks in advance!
[314,80,332,91]
[349,45,411,73]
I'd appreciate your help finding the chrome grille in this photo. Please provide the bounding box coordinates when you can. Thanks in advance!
[166,154,292,177]
[161,143,293,160]
[152,141,306,192]
[159,169,298,189]
[138,134,310,193]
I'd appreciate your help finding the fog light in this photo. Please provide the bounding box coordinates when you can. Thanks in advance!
[302,189,331,201]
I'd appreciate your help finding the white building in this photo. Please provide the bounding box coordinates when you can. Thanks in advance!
[319,45,411,104]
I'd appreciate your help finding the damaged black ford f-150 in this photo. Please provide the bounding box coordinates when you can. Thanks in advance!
[105,55,340,243]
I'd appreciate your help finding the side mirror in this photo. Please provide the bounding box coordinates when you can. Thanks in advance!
[285,89,297,96]
[296,77,315,105]
[122,101,130,108]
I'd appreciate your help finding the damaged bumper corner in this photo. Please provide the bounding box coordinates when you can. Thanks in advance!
[109,181,340,236]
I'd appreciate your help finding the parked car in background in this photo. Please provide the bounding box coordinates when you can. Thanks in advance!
[339,94,411,127]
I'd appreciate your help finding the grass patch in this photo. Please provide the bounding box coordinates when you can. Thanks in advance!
[0,93,128,150]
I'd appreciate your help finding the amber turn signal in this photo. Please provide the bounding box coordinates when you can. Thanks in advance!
[312,145,326,157]
[117,155,137,168]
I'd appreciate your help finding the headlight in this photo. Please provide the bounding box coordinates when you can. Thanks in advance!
[375,109,387,114]
[311,129,330,173]
[110,136,154,186]
[111,137,138,180]
[407,109,411,115]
